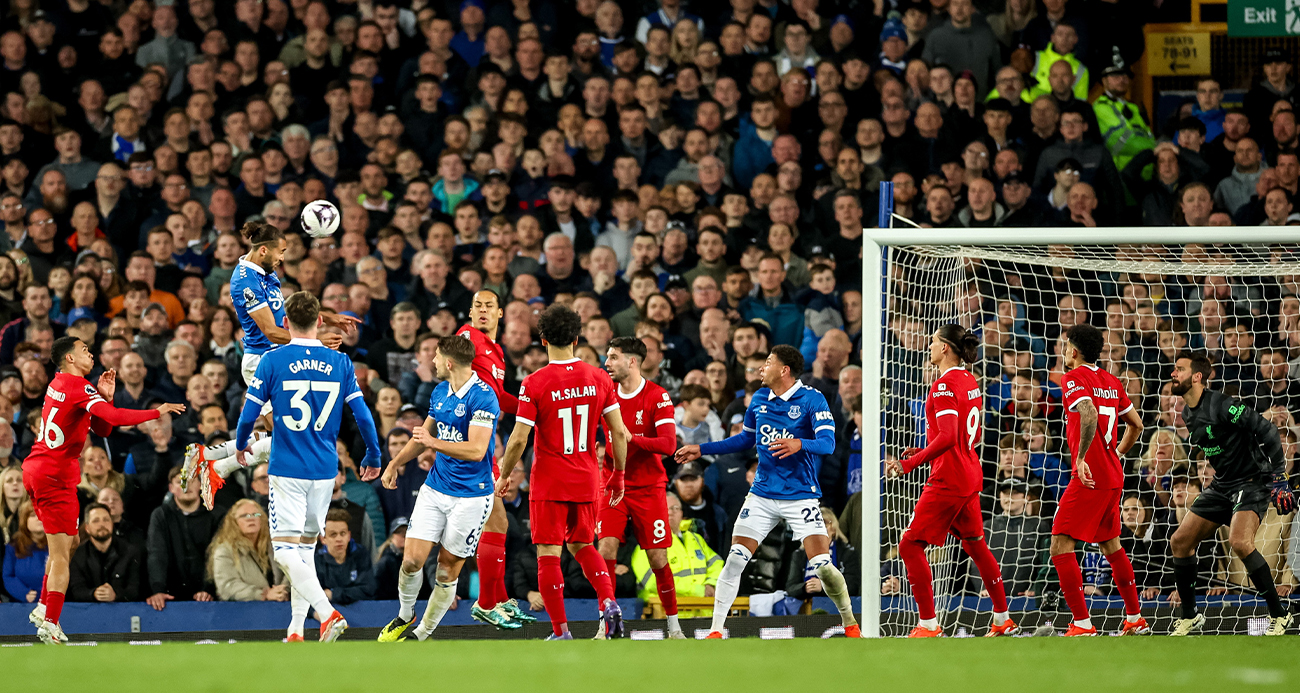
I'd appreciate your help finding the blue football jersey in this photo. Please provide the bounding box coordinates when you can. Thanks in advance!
[431,374,501,494]
[745,380,837,500]
[230,257,286,355]
[245,339,364,480]
[425,373,500,497]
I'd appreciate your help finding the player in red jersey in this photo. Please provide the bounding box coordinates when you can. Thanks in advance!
[1052,324,1148,636]
[887,325,1018,638]
[455,289,535,629]
[495,305,631,640]
[24,337,185,644]
[598,337,683,638]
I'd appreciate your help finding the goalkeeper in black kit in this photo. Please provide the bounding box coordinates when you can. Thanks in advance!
[1168,352,1296,636]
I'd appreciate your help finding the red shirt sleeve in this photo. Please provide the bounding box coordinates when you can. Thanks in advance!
[86,400,161,428]
[1061,371,1092,412]
[498,389,519,415]
[634,392,679,455]
[515,378,537,427]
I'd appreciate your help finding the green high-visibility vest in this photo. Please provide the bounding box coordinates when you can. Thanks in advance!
[1094,92,1155,173]
[1028,43,1088,101]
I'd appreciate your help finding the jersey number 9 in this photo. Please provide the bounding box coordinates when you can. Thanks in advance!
[965,407,980,451]
[282,380,341,432]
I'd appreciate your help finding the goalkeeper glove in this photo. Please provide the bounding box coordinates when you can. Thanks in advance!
[1270,472,1296,515]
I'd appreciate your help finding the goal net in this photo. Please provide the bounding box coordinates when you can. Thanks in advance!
[861,221,1300,638]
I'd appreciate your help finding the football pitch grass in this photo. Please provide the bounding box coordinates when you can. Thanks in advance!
[5,636,1297,692]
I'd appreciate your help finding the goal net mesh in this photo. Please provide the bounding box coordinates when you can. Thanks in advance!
[877,241,1300,636]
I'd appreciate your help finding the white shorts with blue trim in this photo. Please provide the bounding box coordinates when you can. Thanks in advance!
[268,475,334,538]
[732,494,827,543]
[242,352,273,416]
[406,485,494,558]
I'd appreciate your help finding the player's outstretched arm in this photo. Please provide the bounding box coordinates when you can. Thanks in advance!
[249,306,291,345]
[494,420,533,497]
[898,412,956,473]
[86,399,178,428]
[346,393,385,468]
[698,427,757,458]
[1115,407,1144,456]
[321,311,362,331]
[380,417,435,488]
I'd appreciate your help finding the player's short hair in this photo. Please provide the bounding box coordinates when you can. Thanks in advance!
[936,323,979,364]
[770,344,804,378]
[240,220,284,248]
[680,384,710,403]
[1178,350,1214,383]
[284,291,321,331]
[51,335,80,371]
[437,333,475,366]
[537,304,582,346]
[607,336,646,364]
[1064,324,1104,363]
[474,288,502,309]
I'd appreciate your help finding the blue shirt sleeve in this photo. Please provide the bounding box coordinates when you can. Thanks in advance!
[800,391,837,455]
[469,387,500,430]
[235,273,269,314]
[344,363,382,465]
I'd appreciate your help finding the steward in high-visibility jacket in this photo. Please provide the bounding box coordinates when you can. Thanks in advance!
[1029,46,1088,101]
[1092,63,1155,174]
[631,517,723,618]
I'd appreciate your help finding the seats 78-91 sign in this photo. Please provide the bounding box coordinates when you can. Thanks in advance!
[1228,0,1300,37]
[1146,32,1212,75]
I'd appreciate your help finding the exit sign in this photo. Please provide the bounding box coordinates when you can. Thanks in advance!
[1229,0,1300,36]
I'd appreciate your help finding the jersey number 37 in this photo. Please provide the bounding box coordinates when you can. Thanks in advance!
[282,380,340,432]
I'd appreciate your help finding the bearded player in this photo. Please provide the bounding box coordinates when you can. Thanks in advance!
[456,289,534,628]
[25,337,185,644]
[182,222,358,508]
[1050,324,1149,637]
[600,337,683,638]
[495,304,631,640]
[1167,351,1294,636]
[886,325,1017,638]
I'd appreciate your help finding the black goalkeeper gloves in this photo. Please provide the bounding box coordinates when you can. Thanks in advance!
[1270,472,1296,515]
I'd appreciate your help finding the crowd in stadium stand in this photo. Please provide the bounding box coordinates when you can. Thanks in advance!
[0,0,1294,619]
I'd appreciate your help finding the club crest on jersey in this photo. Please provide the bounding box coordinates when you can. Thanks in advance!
[788,406,801,419]
[454,403,466,417]
[636,410,644,425]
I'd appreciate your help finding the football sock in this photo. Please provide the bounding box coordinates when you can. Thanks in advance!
[44,590,64,625]
[537,555,567,636]
[398,565,424,621]
[1243,550,1287,617]
[666,615,681,633]
[605,558,618,585]
[1105,549,1142,616]
[574,545,615,605]
[288,585,309,637]
[274,541,333,618]
[413,580,457,640]
[899,535,936,620]
[475,532,507,609]
[1172,556,1199,619]
[212,437,272,477]
[710,544,751,634]
[652,565,678,616]
[810,554,857,627]
[1050,553,1090,623]
[963,538,1008,614]
[993,612,1009,626]
[39,574,47,605]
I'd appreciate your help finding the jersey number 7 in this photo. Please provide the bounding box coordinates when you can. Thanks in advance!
[1098,405,1117,446]
[282,380,341,432]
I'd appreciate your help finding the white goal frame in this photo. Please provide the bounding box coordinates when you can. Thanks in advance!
[857,188,1300,637]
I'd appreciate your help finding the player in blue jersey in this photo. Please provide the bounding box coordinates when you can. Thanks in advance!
[375,334,503,641]
[675,345,859,638]
[234,291,383,642]
[185,222,359,507]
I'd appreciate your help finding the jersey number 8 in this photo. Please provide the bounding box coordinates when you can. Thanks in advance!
[282,380,341,432]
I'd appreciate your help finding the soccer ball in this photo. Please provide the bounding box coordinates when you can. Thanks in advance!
[300,200,340,238]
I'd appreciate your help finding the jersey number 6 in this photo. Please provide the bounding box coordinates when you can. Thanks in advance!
[282,380,341,432]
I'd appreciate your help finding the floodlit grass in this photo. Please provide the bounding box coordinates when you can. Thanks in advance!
[4,636,1296,692]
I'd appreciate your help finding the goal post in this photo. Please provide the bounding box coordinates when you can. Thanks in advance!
[858,186,1300,637]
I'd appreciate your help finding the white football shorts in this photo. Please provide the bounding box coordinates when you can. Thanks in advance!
[406,485,494,558]
[268,475,334,538]
[732,494,828,543]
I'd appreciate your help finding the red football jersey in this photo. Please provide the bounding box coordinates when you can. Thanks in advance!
[602,378,675,489]
[517,357,619,502]
[26,373,114,484]
[1062,364,1133,490]
[919,367,984,496]
[457,323,515,414]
